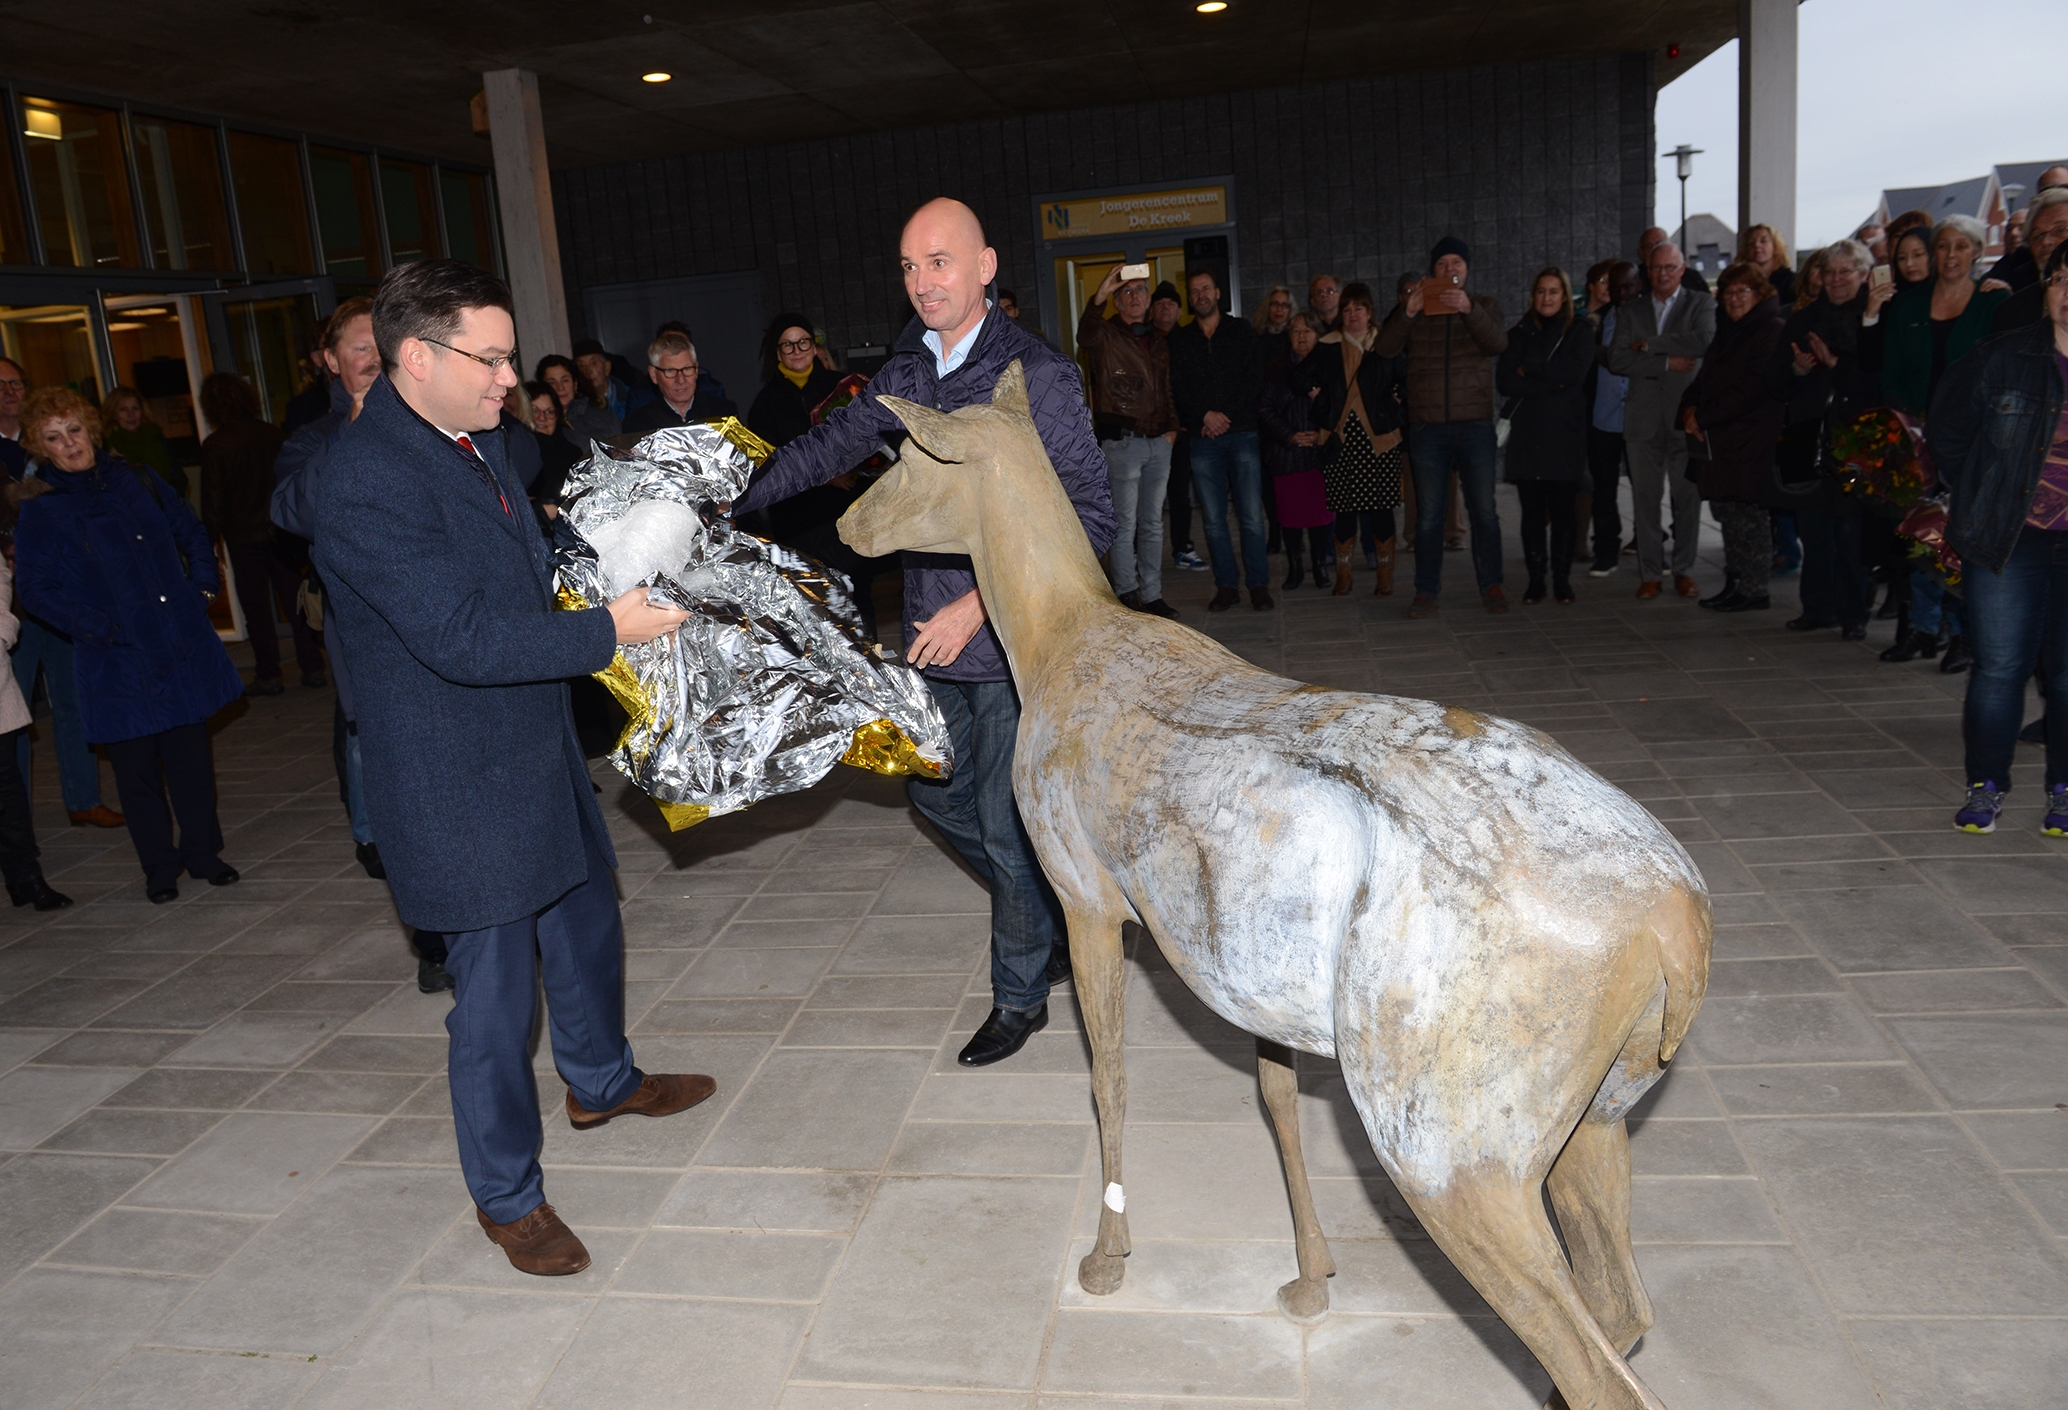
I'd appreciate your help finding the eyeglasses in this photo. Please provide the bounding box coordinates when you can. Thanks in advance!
[777,338,815,354]
[654,364,699,380]
[421,337,517,374]
[0,378,24,392]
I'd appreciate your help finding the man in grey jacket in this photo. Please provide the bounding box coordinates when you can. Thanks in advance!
[1609,241,1716,597]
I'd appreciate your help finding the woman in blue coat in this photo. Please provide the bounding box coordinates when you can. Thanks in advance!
[14,388,245,902]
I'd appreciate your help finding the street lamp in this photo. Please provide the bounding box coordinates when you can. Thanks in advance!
[1664,143,1702,246]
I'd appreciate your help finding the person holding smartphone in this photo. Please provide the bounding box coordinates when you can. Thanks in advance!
[1080,263,1181,619]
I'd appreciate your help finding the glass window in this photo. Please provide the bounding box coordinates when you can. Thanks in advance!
[132,116,234,271]
[0,304,100,403]
[20,97,142,269]
[380,159,440,266]
[310,146,383,284]
[440,169,496,273]
[0,118,29,267]
[227,131,313,275]
[219,292,320,426]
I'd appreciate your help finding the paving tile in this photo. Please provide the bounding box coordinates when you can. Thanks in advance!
[782,1007,956,1047]
[835,914,989,973]
[0,1152,157,1281]
[886,1121,1091,1176]
[0,1063,140,1149]
[657,1169,875,1232]
[1887,1013,2068,1107]
[37,1106,223,1156]
[798,1175,1077,1389]
[537,1297,812,1410]
[1707,1062,1943,1116]
[1774,885,2013,972]
[615,1228,845,1299]
[410,1222,638,1290]
[99,1066,275,1110]
[1701,956,1840,997]
[0,1268,193,1410]
[155,1166,467,1354]
[636,996,801,1034]
[30,1028,191,1067]
[1848,967,2063,1014]
[1629,1176,1788,1244]
[1680,994,1895,1065]
[0,1028,60,1074]
[47,1205,261,1276]
[160,1013,342,1067]
[697,1048,930,1170]
[1849,1316,2068,1410]
[125,1111,377,1214]
[672,945,836,997]
[1964,1111,2068,1170]
[246,1069,426,1115]
[1304,1313,1550,1409]
[294,1288,588,1408]
[69,1347,319,1409]
[1043,1308,1305,1400]
[1737,1116,2068,1313]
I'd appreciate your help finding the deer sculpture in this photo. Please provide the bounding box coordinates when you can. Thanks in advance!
[836,364,1712,1410]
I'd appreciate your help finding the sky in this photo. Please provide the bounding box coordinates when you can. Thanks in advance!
[1654,0,2061,251]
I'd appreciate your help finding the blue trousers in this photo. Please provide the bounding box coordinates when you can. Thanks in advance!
[1963,528,2068,792]
[12,618,104,812]
[1910,570,1964,638]
[908,678,1062,1014]
[1100,434,1172,601]
[1408,420,1502,597]
[1188,431,1269,588]
[442,814,641,1224]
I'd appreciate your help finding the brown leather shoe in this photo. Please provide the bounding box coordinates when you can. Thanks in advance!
[1675,574,1699,597]
[478,1202,589,1276]
[566,1072,716,1130]
[1635,580,1662,600]
[69,805,126,828]
[1482,585,1508,614]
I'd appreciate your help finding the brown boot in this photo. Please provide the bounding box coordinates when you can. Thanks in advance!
[1373,537,1395,596]
[566,1072,716,1129]
[479,1202,589,1276]
[1331,538,1355,596]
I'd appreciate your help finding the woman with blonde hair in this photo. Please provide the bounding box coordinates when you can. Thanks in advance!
[13,386,243,903]
[99,386,185,499]
[1737,223,1796,305]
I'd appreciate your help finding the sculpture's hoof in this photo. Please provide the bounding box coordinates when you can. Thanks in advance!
[1078,1249,1127,1296]
[1276,1275,1330,1325]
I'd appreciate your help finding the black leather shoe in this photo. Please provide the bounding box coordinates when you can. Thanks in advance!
[1718,593,1771,612]
[956,1004,1048,1067]
[1939,634,1973,674]
[302,671,329,688]
[1698,576,1741,609]
[1785,615,1837,631]
[204,866,240,887]
[1045,947,1072,985]
[1841,623,1868,641]
[147,883,179,904]
[242,677,285,698]
[418,958,456,994]
[1207,586,1240,611]
[1880,629,1928,662]
[356,841,386,879]
[8,879,72,911]
[1137,598,1179,620]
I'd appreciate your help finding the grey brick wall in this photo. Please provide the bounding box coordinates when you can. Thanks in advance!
[553,52,1655,358]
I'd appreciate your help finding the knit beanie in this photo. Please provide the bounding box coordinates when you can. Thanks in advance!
[1150,281,1181,306]
[1429,235,1470,270]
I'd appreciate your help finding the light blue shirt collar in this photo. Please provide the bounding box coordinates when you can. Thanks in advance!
[922,303,991,378]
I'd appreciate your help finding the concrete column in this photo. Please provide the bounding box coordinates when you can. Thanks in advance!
[1736,0,1798,249]
[482,68,571,368]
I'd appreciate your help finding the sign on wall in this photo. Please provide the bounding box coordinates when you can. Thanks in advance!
[1040,186,1228,240]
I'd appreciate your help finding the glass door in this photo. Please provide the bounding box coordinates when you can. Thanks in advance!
[1052,244,1189,366]
[99,293,209,497]
[0,303,100,405]
[201,279,332,427]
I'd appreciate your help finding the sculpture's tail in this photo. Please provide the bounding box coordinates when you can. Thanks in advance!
[1650,884,1712,1064]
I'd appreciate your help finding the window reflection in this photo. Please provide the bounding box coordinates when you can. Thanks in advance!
[20,97,141,269]
[0,304,100,403]
[311,147,383,287]
[380,159,440,266]
[132,116,234,271]
[227,131,313,276]
[440,169,496,273]
[0,124,28,266]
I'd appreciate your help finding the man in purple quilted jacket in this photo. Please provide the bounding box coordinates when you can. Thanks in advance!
[735,197,1115,1067]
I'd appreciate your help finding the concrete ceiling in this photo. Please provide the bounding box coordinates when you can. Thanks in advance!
[0,0,1734,168]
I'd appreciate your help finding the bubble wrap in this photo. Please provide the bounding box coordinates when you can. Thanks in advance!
[552,420,952,829]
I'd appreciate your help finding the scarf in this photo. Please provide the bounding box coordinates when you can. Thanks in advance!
[1329,327,1400,454]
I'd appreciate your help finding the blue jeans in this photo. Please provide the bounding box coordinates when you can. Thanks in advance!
[12,618,104,812]
[908,678,1062,1013]
[1408,420,1501,597]
[1910,570,1963,638]
[1962,527,2068,791]
[1101,434,1172,601]
[443,812,640,1224]
[1188,431,1269,588]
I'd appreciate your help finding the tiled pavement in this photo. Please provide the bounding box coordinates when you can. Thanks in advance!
[2,510,2067,1408]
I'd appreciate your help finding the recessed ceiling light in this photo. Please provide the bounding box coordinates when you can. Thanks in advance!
[1196,1,1228,11]
[642,71,672,84]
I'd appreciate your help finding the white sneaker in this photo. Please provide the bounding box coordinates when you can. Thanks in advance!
[1587,563,1617,578]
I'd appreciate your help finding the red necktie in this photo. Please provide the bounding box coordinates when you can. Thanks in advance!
[455,434,512,517]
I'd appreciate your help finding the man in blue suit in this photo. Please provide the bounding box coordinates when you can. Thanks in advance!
[315,260,710,1277]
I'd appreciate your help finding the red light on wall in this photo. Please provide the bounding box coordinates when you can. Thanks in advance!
[1666,42,1681,58]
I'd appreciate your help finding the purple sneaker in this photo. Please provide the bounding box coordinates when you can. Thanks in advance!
[2045,784,2068,839]
[1954,782,2006,834]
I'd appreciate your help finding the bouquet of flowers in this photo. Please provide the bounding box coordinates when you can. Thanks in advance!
[1831,408,1935,508]
[1897,500,1961,588]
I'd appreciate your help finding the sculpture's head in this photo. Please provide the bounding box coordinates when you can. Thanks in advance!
[838,361,1043,559]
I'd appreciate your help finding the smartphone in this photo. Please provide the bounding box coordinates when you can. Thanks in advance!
[1869,264,1893,292]
[1118,263,1151,282]
[1419,275,1459,313]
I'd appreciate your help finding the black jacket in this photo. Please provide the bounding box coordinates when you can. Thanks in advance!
[1928,321,2066,574]
[1295,333,1406,467]
[1496,314,1594,483]
[1689,297,1788,504]
[1256,356,1322,480]
[746,365,843,449]
[1167,315,1265,436]
[1993,282,2046,337]
[622,390,741,436]
[1769,292,1876,428]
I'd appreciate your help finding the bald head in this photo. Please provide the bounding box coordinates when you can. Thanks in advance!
[901,198,998,345]
[2039,165,2068,192]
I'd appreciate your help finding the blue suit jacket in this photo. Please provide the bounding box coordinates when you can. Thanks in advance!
[313,376,617,932]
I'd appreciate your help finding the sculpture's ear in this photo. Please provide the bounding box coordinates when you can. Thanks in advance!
[991,361,1031,418]
[877,395,972,463]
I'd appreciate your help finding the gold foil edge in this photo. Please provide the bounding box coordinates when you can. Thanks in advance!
[841,718,943,779]
[655,799,711,831]
[711,416,775,467]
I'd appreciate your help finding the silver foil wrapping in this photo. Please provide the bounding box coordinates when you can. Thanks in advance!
[553,421,951,829]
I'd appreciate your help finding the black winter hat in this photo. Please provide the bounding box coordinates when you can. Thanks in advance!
[570,337,607,358]
[1429,235,1470,269]
[1150,280,1181,305]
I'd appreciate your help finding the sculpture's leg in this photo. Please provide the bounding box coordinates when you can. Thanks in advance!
[1074,906,1131,1296]
[1403,1172,1666,1410]
[1256,1038,1334,1323]
[1547,1117,1654,1356]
